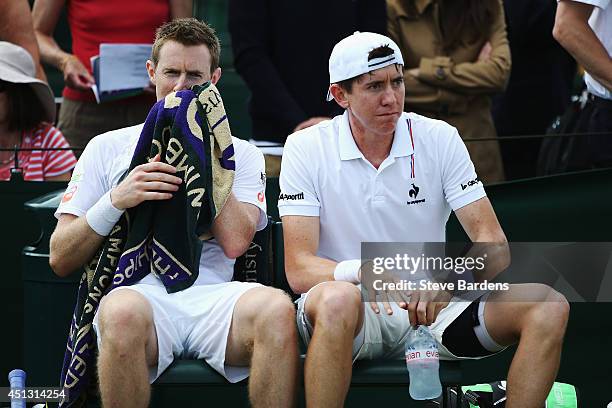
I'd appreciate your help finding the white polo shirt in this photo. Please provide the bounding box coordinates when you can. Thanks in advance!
[278,111,486,262]
[56,123,268,286]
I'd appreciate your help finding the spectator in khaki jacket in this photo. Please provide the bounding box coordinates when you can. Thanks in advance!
[388,0,511,183]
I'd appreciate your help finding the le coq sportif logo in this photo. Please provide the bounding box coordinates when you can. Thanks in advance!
[407,183,425,205]
[461,177,481,190]
[409,183,420,199]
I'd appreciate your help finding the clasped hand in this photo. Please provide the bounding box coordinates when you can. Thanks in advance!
[360,262,452,326]
[110,154,182,210]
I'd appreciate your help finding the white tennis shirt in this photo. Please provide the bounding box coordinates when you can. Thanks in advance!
[278,111,486,262]
[56,123,268,285]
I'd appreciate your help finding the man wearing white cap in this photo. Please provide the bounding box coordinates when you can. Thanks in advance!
[279,32,569,407]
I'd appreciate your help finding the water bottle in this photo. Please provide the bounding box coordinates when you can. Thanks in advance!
[8,369,26,408]
[405,325,442,400]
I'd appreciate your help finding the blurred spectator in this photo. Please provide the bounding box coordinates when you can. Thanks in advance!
[493,0,576,180]
[32,0,192,152]
[229,0,386,176]
[0,0,46,80]
[554,0,612,169]
[0,42,76,181]
[388,0,511,183]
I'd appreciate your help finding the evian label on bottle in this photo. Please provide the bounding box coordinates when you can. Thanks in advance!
[405,347,439,362]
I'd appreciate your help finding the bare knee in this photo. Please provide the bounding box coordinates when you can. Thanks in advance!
[254,289,297,346]
[98,290,153,352]
[524,287,570,339]
[307,282,361,331]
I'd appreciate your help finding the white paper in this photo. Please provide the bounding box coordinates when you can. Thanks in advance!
[99,43,152,92]
[91,84,101,103]
[248,139,284,156]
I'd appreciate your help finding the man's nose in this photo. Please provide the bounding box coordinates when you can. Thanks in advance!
[173,74,189,91]
[381,85,396,105]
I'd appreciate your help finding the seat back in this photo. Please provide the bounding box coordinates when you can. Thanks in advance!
[446,168,612,241]
[271,220,300,299]
[1,180,68,383]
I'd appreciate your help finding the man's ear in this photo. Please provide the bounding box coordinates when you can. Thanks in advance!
[211,67,222,85]
[146,60,156,85]
[330,84,349,109]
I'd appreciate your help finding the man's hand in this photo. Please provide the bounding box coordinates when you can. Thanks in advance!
[406,290,452,327]
[293,117,330,132]
[61,54,95,91]
[110,154,182,210]
[359,261,411,316]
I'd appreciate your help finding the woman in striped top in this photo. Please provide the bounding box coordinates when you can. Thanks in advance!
[0,41,76,181]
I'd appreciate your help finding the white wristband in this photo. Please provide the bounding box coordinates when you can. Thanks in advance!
[86,191,124,236]
[333,259,362,284]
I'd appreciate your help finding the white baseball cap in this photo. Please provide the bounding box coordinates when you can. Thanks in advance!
[326,32,404,101]
[0,41,56,123]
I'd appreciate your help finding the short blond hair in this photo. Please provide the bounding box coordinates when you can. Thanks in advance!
[151,18,220,74]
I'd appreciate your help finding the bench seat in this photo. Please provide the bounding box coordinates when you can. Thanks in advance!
[151,359,463,407]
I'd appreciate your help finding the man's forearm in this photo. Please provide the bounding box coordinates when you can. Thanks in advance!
[554,2,612,91]
[50,216,106,277]
[282,215,349,294]
[211,194,259,259]
[285,253,338,295]
[460,241,510,284]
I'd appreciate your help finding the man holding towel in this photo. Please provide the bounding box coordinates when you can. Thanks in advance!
[50,18,298,408]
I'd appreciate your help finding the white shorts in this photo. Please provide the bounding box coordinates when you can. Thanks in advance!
[93,280,262,383]
[296,282,493,361]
